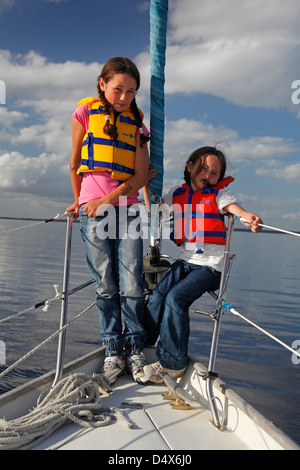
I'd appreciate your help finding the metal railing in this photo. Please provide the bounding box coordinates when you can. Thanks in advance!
[191,215,236,429]
[206,215,236,428]
[51,212,74,388]
[51,213,98,388]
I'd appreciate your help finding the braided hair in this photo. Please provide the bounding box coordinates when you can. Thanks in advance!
[97,57,150,147]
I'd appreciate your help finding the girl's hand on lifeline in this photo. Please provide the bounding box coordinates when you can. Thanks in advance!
[83,199,102,218]
[241,213,263,233]
[67,201,80,220]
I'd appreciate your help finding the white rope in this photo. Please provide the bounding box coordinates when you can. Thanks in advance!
[224,303,300,359]
[236,216,300,238]
[0,212,68,235]
[0,373,133,450]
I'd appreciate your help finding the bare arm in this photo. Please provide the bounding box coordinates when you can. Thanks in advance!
[143,167,157,212]
[224,203,263,233]
[67,118,86,219]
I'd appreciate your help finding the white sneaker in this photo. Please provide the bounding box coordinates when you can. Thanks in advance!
[126,353,147,383]
[141,361,186,384]
[102,355,126,384]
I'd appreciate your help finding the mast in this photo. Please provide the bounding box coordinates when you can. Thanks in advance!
[147,0,168,269]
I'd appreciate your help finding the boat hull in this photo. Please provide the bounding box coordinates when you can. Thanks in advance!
[0,347,298,450]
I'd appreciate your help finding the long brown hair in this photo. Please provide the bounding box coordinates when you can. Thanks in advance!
[184,146,227,185]
[97,57,149,147]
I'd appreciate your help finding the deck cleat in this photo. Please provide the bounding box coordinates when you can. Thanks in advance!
[171,397,192,411]
[162,390,176,401]
[162,372,194,410]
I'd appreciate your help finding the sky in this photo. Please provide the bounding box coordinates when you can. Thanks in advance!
[0,0,300,231]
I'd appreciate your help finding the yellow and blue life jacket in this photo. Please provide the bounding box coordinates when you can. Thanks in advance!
[76,97,143,181]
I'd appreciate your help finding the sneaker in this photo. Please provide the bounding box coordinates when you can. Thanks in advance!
[141,361,187,384]
[102,355,126,384]
[126,353,147,383]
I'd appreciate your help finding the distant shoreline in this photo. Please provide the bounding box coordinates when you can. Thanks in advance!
[0,216,295,234]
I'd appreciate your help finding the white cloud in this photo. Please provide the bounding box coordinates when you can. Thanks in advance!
[163,118,237,171]
[0,50,100,103]
[169,0,298,44]
[163,118,299,173]
[0,151,70,197]
[0,49,102,157]
[229,137,299,162]
[0,107,28,126]
[256,163,300,183]
[164,0,300,110]
[12,118,71,154]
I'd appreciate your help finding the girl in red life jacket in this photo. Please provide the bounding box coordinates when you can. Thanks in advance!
[141,146,263,384]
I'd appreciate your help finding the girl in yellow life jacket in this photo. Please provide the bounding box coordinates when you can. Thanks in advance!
[67,57,150,384]
[141,146,263,384]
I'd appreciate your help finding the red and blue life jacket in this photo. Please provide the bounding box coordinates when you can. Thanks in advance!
[171,176,234,253]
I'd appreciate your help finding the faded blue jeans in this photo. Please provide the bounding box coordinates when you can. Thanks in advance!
[145,260,221,370]
[80,205,146,357]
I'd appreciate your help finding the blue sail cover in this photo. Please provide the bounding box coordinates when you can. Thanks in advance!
[149,0,168,202]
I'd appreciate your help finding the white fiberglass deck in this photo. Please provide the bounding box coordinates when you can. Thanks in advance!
[33,373,249,451]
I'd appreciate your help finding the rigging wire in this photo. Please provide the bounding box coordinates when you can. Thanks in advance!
[0,302,96,381]
[235,216,300,238]
[220,301,300,359]
[0,212,68,235]
[0,280,95,325]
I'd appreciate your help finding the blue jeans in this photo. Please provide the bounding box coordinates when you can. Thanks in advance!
[80,205,146,356]
[145,260,221,370]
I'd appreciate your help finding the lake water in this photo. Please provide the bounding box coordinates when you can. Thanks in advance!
[0,217,300,446]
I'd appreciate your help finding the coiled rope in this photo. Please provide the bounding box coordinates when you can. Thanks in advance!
[0,373,133,450]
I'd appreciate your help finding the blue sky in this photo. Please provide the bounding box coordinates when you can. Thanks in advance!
[0,0,300,231]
